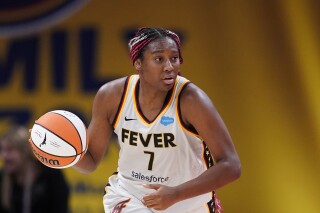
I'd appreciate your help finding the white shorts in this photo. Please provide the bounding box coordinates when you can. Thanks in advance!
[103,174,221,213]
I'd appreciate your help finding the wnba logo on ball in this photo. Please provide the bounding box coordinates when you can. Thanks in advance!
[31,146,60,166]
[0,0,90,38]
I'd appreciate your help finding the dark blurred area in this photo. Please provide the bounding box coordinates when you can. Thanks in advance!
[0,126,70,213]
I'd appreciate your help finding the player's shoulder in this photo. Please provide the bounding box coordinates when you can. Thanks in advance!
[92,76,130,121]
[92,76,129,110]
[179,80,214,111]
[180,81,206,101]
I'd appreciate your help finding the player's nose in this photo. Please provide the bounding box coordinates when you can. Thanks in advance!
[164,59,174,72]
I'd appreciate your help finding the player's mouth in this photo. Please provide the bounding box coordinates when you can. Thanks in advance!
[163,76,175,85]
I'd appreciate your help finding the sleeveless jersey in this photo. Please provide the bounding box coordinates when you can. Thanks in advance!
[113,75,214,212]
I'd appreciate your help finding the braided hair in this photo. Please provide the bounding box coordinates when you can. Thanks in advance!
[128,27,183,65]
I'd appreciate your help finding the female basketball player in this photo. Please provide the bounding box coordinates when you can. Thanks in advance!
[74,27,241,213]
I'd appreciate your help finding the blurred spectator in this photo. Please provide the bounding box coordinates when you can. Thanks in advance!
[0,126,70,213]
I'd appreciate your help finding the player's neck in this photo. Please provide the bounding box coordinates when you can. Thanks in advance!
[138,81,168,107]
[136,82,171,121]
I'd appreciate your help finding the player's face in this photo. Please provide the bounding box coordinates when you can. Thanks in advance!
[0,141,25,175]
[137,37,181,91]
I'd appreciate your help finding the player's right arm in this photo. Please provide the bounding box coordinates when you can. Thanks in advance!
[73,77,127,174]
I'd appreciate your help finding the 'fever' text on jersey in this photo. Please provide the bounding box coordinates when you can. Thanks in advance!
[121,128,177,148]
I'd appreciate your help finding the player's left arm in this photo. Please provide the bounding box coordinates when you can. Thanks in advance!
[143,83,241,210]
[177,82,241,195]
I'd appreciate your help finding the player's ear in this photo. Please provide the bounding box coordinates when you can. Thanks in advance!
[134,60,142,72]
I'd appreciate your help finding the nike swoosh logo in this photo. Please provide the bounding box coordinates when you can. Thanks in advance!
[125,116,137,121]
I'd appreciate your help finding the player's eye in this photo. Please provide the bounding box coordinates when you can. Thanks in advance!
[155,57,163,62]
[171,56,179,62]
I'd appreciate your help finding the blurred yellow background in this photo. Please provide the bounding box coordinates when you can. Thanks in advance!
[0,0,319,212]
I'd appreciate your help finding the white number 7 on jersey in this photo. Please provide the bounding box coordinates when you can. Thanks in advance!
[144,151,154,171]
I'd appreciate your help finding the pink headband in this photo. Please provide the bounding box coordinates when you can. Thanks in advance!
[128,28,183,65]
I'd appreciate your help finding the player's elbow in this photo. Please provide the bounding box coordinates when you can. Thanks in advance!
[229,156,242,181]
[218,155,241,183]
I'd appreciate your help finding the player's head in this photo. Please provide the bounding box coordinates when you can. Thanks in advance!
[0,126,34,175]
[128,27,183,65]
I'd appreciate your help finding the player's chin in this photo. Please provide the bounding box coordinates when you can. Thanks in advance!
[161,84,174,91]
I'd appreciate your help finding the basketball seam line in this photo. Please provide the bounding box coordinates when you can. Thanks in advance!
[50,111,85,152]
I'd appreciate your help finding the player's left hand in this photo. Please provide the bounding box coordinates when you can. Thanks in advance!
[142,184,179,210]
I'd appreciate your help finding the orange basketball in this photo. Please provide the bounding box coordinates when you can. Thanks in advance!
[30,110,88,169]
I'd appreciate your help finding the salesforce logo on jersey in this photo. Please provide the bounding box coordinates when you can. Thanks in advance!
[160,116,174,126]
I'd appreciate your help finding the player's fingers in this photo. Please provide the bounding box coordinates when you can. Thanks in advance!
[144,199,157,205]
[28,129,32,140]
[142,194,155,202]
[143,200,158,208]
[146,202,165,211]
[28,139,33,145]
